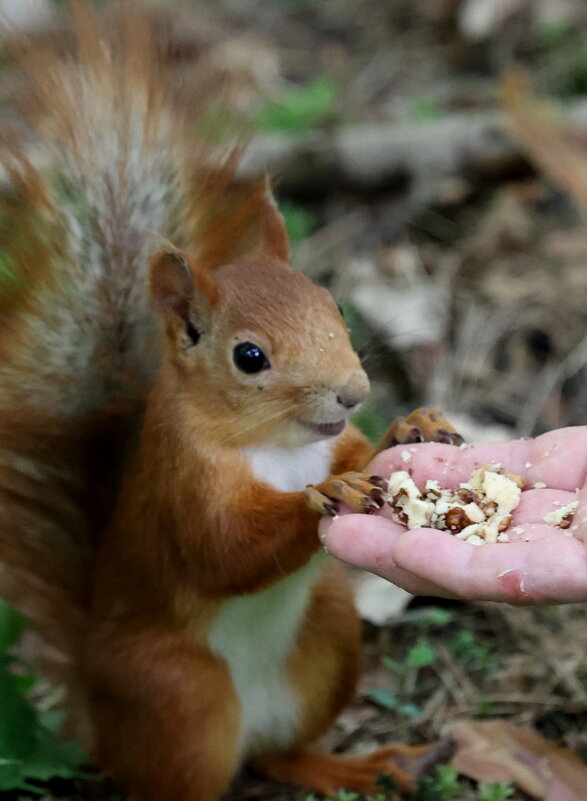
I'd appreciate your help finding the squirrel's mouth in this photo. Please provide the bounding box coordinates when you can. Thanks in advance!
[300,419,346,437]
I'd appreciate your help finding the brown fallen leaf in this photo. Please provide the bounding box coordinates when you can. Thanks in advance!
[503,72,587,217]
[442,719,587,801]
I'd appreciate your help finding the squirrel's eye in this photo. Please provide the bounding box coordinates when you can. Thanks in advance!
[233,342,270,374]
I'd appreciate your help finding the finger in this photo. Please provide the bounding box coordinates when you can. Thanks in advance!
[571,485,587,544]
[370,427,587,492]
[319,515,454,598]
[510,489,577,526]
[500,522,571,543]
[391,527,587,604]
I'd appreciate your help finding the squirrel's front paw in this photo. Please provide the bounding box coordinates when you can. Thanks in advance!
[379,406,464,450]
[305,472,387,517]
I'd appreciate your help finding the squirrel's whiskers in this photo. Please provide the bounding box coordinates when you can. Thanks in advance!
[0,4,445,799]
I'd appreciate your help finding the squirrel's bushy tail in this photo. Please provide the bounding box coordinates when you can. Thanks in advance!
[0,0,245,723]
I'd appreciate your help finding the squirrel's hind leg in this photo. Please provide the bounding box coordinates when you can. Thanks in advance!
[257,562,453,796]
[256,738,455,796]
[84,628,241,801]
[261,565,413,793]
[254,745,426,796]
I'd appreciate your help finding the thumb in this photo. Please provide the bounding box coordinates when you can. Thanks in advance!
[318,514,453,597]
[319,514,404,571]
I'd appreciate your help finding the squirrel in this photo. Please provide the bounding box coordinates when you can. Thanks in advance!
[0,4,462,800]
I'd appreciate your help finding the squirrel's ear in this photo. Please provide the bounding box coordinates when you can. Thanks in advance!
[258,188,290,263]
[149,249,217,332]
[150,250,193,321]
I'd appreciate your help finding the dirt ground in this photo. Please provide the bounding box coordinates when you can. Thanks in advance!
[5,1,587,799]
[206,1,587,798]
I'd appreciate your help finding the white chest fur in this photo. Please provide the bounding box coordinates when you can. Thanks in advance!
[207,440,334,758]
[207,551,326,758]
[241,439,334,492]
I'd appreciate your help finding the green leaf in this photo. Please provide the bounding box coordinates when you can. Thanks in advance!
[450,629,495,674]
[38,709,65,734]
[0,759,31,793]
[280,201,315,244]
[405,640,437,668]
[412,764,460,801]
[31,731,86,776]
[0,598,25,650]
[534,20,570,48]
[256,75,339,133]
[434,764,460,799]
[398,703,421,718]
[410,94,443,122]
[351,403,389,444]
[0,598,87,793]
[11,674,37,695]
[374,772,396,795]
[0,658,38,760]
[476,698,494,717]
[412,608,454,628]
[381,656,404,674]
[368,688,398,710]
[478,782,515,801]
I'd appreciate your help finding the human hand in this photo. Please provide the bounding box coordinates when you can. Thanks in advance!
[319,427,587,604]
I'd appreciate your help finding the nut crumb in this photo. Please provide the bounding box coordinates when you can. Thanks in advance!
[533,481,547,489]
[401,449,412,463]
[386,463,524,546]
[543,501,579,530]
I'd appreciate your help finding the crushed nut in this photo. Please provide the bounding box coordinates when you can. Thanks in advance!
[543,501,579,530]
[445,507,474,532]
[386,464,526,546]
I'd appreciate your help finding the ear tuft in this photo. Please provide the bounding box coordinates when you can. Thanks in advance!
[259,187,290,263]
[149,250,194,322]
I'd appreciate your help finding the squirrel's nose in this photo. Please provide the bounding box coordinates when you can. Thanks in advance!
[336,372,370,410]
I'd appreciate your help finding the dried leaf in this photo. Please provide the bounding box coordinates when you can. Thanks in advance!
[503,72,587,216]
[443,719,587,800]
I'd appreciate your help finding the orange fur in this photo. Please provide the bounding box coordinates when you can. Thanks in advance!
[0,4,427,800]
[81,171,382,797]
[85,627,241,801]
[331,424,377,474]
[0,0,250,650]
[285,561,361,744]
[255,747,419,796]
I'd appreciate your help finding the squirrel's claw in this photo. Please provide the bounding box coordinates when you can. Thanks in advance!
[305,487,339,517]
[379,406,464,451]
[305,472,387,516]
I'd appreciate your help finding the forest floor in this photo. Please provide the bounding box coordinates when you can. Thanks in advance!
[4,0,587,799]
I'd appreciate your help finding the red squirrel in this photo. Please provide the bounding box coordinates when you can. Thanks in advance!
[0,5,460,799]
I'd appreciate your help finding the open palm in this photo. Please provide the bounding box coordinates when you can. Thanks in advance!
[320,427,587,604]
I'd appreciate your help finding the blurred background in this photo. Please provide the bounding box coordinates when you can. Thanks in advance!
[3,2,587,800]
[6,0,587,442]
